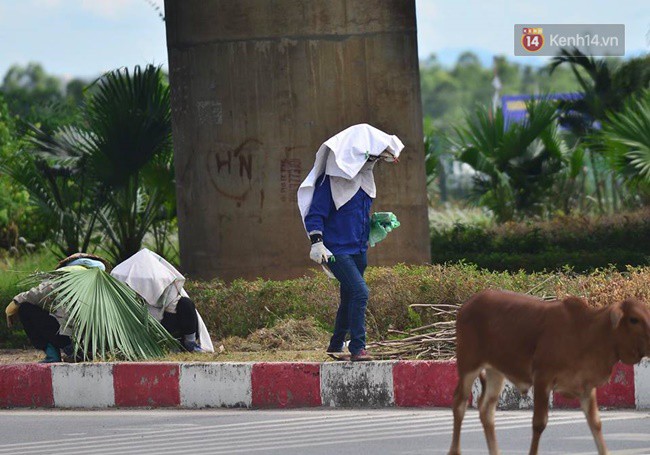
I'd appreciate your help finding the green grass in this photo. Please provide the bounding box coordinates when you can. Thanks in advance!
[0,249,59,347]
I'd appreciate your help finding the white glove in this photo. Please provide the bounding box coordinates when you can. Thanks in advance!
[309,242,333,264]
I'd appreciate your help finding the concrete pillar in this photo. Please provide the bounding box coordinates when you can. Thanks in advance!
[165,0,430,280]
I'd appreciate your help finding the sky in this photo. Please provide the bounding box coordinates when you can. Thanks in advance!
[0,0,648,80]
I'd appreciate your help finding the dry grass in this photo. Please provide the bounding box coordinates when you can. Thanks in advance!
[0,318,334,364]
[368,265,650,360]
[0,349,332,363]
[0,348,43,363]
[220,317,330,352]
[552,266,650,306]
[188,263,650,345]
[165,350,330,363]
[3,265,650,363]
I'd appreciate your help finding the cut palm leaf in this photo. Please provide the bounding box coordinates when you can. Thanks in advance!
[44,267,180,361]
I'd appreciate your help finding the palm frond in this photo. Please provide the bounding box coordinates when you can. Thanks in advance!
[453,99,569,221]
[45,267,180,360]
[549,48,597,89]
[85,65,172,188]
[27,123,97,163]
[0,150,96,255]
[97,177,164,263]
[500,98,558,161]
[603,90,650,182]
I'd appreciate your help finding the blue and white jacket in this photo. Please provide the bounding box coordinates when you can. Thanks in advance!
[304,175,373,256]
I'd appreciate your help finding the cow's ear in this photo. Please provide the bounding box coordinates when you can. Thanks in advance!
[610,303,624,329]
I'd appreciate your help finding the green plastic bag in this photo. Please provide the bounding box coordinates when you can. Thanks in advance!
[369,212,400,247]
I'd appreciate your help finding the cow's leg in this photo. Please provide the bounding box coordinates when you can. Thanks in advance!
[580,388,609,455]
[448,368,479,455]
[479,368,505,455]
[528,381,550,455]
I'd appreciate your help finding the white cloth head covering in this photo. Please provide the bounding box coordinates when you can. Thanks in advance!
[111,248,184,314]
[111,248,214,352]
[297,123,404,233]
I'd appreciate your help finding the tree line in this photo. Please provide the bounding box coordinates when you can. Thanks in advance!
[423,50,650,222]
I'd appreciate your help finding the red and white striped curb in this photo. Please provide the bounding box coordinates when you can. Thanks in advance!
[1,359,648,409]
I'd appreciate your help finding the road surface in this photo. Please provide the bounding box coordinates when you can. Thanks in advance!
[0,408,648,454]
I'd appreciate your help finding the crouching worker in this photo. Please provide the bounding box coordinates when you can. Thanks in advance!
[111,248,214,353]
[5,253,110,363]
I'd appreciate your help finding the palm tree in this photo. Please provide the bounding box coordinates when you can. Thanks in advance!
[82,65,173,262]
[424,121,449,203]
[549,49,650,211]
[0,138,97,256]
[4,65,175,263]
[603,89,650,197]
[453,99,569,222]
[549,50,650,132]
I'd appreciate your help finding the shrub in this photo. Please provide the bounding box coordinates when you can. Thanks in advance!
[4,254,650,349]
[431,210,650,272]
[186,263,650,343]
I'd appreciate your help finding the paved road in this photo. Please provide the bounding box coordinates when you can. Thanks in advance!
[0,409,648,454]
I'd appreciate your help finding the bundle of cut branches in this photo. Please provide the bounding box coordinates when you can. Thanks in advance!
[367,303,461,360]
[369,282,558,360]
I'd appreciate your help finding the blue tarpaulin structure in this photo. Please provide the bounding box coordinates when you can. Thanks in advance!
[501,93,583,129]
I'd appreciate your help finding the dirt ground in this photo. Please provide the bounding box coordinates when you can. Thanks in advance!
[0,348,334,363]
[0,348,44,363]
[0,317,338,363]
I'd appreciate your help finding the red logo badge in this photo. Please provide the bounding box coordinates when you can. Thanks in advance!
[521,27,544,52]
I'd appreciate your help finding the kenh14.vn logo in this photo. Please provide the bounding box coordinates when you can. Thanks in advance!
[521,27,544,52]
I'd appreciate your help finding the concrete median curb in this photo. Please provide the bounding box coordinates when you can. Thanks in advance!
[1,359,648,409]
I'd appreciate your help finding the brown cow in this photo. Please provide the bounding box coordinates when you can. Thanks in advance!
[448,290,650,455]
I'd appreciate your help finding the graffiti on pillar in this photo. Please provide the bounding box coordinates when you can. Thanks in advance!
[207,139,260,207]
[280,158,302,202]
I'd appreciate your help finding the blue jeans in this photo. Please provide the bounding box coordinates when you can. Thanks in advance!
[327,252,369,355]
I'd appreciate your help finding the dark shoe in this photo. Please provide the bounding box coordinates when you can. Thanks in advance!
[350,349,374,362]
[61,343,84,363]
[40,343,61,363]
[62,343,74,357]
[183,341,205,353]
[326,351,351,361]
[326,340,347,360]
[326,340,344,351]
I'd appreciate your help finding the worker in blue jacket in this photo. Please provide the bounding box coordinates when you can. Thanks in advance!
[297,124,404,361]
